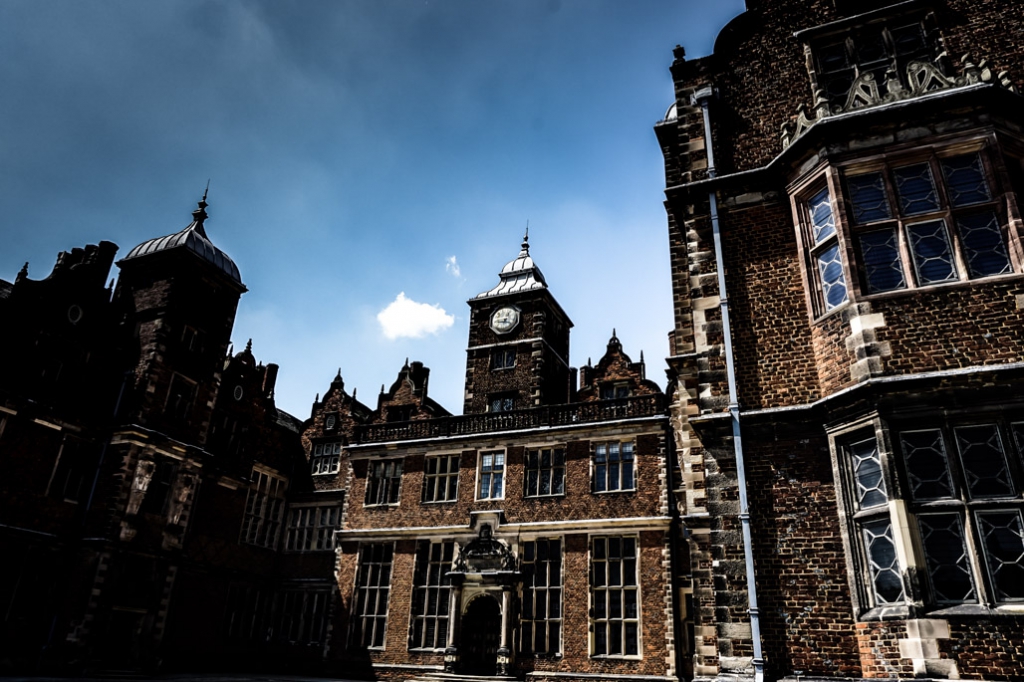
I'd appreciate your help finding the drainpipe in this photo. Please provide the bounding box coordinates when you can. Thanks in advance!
[692,85,765,682]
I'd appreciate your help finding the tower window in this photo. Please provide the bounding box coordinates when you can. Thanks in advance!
[491,348,516,370]
[489,393,516,413]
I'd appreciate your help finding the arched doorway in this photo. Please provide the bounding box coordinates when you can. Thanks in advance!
[460,594,501,676]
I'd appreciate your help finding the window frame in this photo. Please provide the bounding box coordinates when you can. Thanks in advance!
[422,453,460,504]
[592,441,636,494]
[894,419,1024,609]
[589,535,641,659]
[476,450,506,500]
[407,539,455,651]
[351,542,394,650]
[792,170,852,318]
[311,441,342,476]
[490,348,516,371]
[240,466,289,550]
[519,537,563,657]
[829,413,1024,619]
[809,14,937,112]
[365,459,403,507]
[283,503,342,552]
[841,143,1017,296]
[524,446,566,498]
[792,138,1024,321]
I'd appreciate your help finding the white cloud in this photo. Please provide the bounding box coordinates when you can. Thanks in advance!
[445,255,461,277]
[377,292,454,340]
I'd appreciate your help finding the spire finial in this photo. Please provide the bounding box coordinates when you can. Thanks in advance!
[16,262,28,283]
[519,221,530,256]
[336,367,342,380]
[353,387,357,399]
[192,185,210,235]
[245,338,253,354]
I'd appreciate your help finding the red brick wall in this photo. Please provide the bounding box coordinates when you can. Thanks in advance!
[345,432,666,531]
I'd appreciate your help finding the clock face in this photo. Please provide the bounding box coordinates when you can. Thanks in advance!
[490,306,520,334]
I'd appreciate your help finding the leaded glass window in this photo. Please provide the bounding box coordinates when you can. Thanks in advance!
[409,540,454,650]
[423,454,460,503]
[896,422,1024,608]
[813,19,934,110]
[352,543,393,649]
[478,451,505,499]
[901,429,953,500]
[977,510,1024,602]
[918,513,976,604]
[526,447,565,497]
[590,536,639,657]
[311,442,342,475]
[840,149,1014,298]
[520,538,562,655]
[594,442,635,493]
[849,435,887,509]
[954,424,1015,499]
[862,519,906,604]
[801,184,849,314]
[365,460,403,506]
[859,229,905,293]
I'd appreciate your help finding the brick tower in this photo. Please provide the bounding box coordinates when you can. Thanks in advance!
[463,233,574,414]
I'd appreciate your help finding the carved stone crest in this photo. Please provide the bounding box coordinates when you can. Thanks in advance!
[453,524,516,573]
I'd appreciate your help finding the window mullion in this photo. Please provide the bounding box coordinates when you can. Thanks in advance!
[960,507,995,606]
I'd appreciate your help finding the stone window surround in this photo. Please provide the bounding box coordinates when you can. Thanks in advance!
[828,411,1024,620]
[789,131,1024,322]
[475,449,506,501]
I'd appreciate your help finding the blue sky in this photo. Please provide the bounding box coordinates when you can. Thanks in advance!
[0,0,744,419]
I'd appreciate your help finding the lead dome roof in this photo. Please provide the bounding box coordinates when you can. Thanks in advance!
[123,196,242,285]
[474,233,547,299]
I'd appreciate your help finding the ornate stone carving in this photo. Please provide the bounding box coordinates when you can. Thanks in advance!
[125,459,156,515]
[452,524,517,573]
[167,472,198,526]
[783,54,1017,148]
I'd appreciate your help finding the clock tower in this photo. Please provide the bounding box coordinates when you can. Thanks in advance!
[463,234,573,414]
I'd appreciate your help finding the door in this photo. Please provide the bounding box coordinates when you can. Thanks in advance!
[460,594,501,676]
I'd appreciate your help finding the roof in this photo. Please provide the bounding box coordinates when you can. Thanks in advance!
[274,407,305,434]
[474,233,548,299]
[122,197,242,285]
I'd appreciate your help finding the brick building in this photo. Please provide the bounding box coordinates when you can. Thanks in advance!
[6,2,1024,681]
[303,237,688,682]
[0,197,327,673]
[657,1,1024,680]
